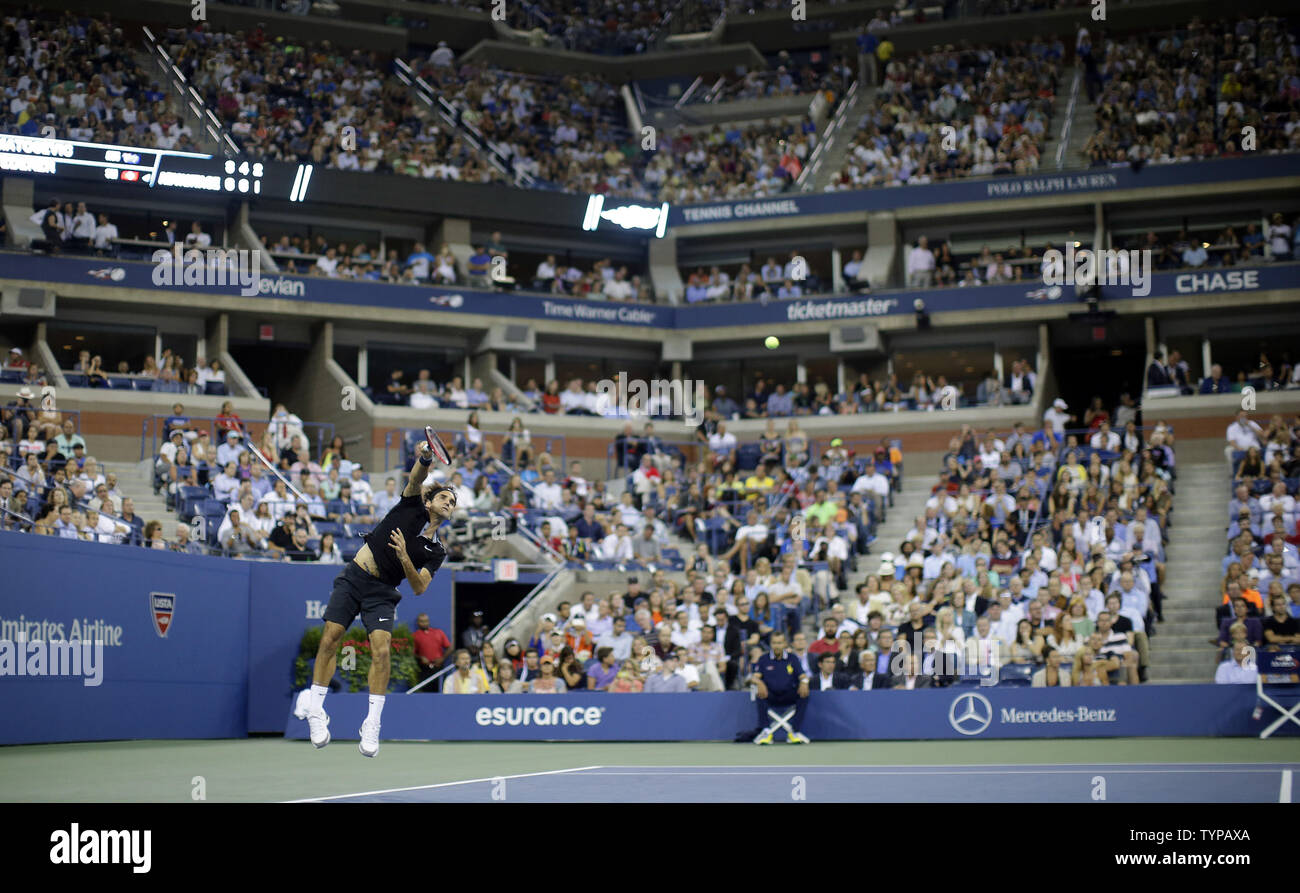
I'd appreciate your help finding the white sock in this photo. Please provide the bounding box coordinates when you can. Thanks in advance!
[309,684,328,715]
[366,694,385,724]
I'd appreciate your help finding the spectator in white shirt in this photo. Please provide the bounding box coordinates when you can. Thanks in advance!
[533,469,563,510]
[84,508,128,544]
[1043,398,1072,437]
[92,213,118,253]
[987,601,1019,645]
[1225,410,1264,463]
[708,422,737,458]
[216,430,246,467]
[184,221,212,249]
[600,523,634,562]
[533,255,557,290]
[1089,422,1120,452]
[560,379,588,414]
[315,247,340,277]
[1214,642,1258,684]
[347,467,373,507]
[69,202,96,248]
[430,40,455,67]
[670,610,702,648]
[907,236,935,287]
[760,257,783,284]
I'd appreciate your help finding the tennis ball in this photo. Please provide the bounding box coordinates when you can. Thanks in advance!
[765,336,780,350]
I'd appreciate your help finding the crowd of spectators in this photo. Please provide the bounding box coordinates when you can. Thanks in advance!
[500,0,688,55]
[263,229,657,301]
[1,11,199,152]
[0,385,166,549]
[831,408,1174,687]
[415,56,821,203]
[60,349,227,396]
[1116,216,1298,272]
[163,25,506,185]
[149,402,423,562]
[25,198,120,257]
[827,39,1060,190]
[1215,411,1300,684]
[437,405,1180,695]
[686,52,853,105]
[1081,17,1299,168]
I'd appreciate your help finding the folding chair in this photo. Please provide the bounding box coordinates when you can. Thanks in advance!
[1256,649,1300,739]
[755,706,800,744]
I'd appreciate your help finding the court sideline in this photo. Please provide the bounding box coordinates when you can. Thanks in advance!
[1,737,1296,802]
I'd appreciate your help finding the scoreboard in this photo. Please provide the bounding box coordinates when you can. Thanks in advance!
[0,135,312,201]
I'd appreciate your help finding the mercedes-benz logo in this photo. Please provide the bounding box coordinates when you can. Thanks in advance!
[949,692,993,736]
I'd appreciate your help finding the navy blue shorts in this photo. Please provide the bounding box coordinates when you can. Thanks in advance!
[324,562,401,634]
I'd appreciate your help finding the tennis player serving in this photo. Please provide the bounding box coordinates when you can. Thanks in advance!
[295,433,455,757]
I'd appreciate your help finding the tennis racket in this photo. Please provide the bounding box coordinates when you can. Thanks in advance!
[425,426,452,465]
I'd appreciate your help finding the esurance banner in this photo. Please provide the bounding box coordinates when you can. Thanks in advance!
[668,154,1300,227]
[282,684,1289,741]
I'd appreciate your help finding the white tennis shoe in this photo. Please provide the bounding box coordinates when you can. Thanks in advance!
[293,688,312,720]
[358,719,381,758]
[307,709,331,748]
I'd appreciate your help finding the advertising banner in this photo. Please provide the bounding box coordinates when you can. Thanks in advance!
[5,254,1293,331]
[281,685,1295,742]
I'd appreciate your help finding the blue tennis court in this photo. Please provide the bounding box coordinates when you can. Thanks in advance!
[295,763,1299,803]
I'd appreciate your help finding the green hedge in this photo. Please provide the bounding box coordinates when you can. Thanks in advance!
[294,623,419,693]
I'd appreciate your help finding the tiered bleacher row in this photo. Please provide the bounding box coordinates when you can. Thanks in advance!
[1221,413,1300,675]
[0,10,198,150]
[435,410,1186,695]
[1084,16,1299,166]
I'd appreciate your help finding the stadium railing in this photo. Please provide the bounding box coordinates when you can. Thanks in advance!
[2,408,82,435]
[384,427,568,474]
[140,415,334,463]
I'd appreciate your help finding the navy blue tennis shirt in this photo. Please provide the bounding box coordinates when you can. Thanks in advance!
[362,493,446,587]
[755,649,804,696]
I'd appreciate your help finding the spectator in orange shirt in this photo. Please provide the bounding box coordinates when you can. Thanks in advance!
[1221,577,1264,613]
[565,617,596,661]
[413,612,451,688]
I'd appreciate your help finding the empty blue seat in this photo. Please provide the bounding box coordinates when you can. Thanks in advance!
[999,664,1034,686]
[179,486,209,520]
[133,378,154,391]
[736,443,761,471]
[203,381,228,396]
[64,373,87,387]
[0,369,22,383]
[316,520,344,538]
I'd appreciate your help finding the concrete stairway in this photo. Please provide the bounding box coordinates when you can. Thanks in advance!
[1058,67,1096,170]
[808,82,874,193]
[1146,457,1229,683]
[109,459,172,529]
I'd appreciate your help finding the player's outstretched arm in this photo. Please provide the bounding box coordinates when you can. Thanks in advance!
[403,441,434,498]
